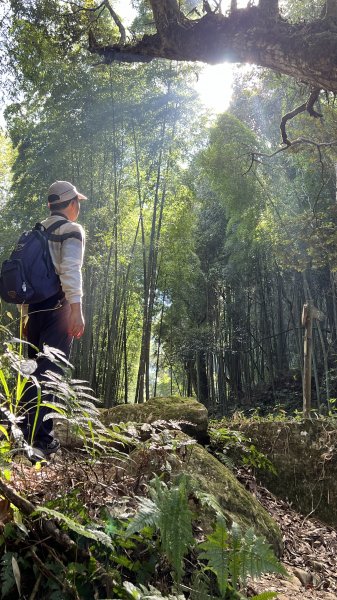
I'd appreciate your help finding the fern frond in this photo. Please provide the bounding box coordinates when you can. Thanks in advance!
[127,476,194,582]
[189,569,214,600]
[199,519,286,597]
[238,528,287,585]
[126,497,160,536]
[228,521,242,590]
[34,507,113,548]
[157,476,194,582]
[199,517,230,596]
[194,490,226,520]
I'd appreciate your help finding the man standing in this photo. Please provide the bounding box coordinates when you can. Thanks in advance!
[22,180,86,458]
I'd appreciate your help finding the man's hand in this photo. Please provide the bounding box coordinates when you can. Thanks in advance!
[69,303,85,338]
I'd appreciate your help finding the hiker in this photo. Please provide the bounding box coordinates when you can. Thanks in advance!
[20,180,86,458]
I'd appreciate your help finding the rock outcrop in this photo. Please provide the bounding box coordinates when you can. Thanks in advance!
[215,419,337,527]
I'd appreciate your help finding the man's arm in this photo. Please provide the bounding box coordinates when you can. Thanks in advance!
[58,224,86,339]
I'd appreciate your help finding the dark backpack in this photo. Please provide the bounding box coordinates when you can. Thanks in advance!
[0,219,80,305]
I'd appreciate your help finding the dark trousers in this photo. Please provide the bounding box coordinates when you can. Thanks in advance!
[21,294,72,444]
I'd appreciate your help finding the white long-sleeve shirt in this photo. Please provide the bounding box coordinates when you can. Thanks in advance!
[41,215,85,304]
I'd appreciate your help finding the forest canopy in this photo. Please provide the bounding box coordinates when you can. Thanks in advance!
[1,0,337,412]
[2,3,337,598]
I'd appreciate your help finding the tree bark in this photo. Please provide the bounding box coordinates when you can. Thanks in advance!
[89,2,337,93]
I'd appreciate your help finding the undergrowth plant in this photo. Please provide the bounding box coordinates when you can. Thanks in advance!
[0,330,129,468]
[209,426,276,474]
[126,475,195,583]
[199,518,286,599]
[0,317,285,600]
[125,474,286,600]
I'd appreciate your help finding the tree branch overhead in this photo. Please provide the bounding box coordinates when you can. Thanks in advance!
[88,0,337,93]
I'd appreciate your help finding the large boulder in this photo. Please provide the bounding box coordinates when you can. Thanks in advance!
[56,396,208,449]
[101,396,209,442]
[127,433,283,556]
[56,398,282,554]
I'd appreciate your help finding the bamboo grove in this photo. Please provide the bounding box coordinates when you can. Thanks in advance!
[2,1,337,414]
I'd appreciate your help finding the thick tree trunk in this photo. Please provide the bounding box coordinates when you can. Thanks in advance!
[89,4,337,93]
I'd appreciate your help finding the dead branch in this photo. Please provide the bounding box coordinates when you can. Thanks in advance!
[280,89,323,146]
[246,136,337,172]
[103,0,126,44]
[61,0,106,16]
[0,479,35,515]
[0,478,86,559]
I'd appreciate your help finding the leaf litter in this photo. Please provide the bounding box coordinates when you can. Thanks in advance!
[237,467,337,599]
[8,450,337,599]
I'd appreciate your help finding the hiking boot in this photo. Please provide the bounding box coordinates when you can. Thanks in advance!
[34,437,61,457]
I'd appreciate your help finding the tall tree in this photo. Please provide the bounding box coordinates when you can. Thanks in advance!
[88,0,337,94]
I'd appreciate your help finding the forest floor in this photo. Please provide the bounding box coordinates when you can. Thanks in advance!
[10,450,337,600]
[237,469,337,599]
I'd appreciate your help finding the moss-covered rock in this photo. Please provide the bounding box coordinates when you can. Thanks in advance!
[183,441,282,556]
[127,433,283,557]
[212,419,337,527]
[101,396,209,442]
[56,396,208,448]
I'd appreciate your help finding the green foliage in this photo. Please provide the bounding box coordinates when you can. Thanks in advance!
[1,551,17,598]
[123,581,185,600]
[33,506,114,548]
[209,426,276,474]
[200,517,230,596]
[0,330,131,469]
[199,519,286,598]
[127,475,194,582]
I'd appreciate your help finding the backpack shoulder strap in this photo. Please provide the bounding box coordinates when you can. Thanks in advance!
[34,220,68,234]
[46,219,69,233]
[49,231,83,243]
[35,220,83,243]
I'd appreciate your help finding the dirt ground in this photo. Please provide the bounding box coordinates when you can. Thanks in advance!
[237,469,337,599]
[10,452,337,600]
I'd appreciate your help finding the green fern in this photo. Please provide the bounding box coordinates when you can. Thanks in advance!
[189,569,214,600]
[157,476,194,581]
[126,496,160,535]
[194,490,226,520]
[199,517,229,597]
[126,475,194,582]
[34,506,113,548]
[229,522,243,590]
[199,518,286,597]
[237,527,287,585]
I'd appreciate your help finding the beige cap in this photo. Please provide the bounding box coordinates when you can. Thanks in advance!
[48,180,87,205]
